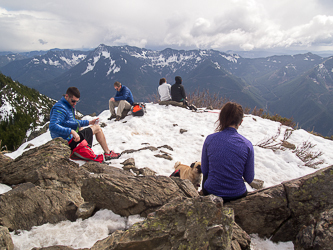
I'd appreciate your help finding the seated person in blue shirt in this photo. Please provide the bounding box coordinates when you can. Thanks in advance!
[108,81,134,121]
[201,102,255,202]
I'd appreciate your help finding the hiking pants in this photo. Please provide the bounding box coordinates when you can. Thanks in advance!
[109,100,132,116]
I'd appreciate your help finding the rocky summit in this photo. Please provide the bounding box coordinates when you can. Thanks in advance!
[0,138,332,249]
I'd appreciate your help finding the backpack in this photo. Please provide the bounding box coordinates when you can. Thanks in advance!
[70,139,104,162]
[132,103,146,116]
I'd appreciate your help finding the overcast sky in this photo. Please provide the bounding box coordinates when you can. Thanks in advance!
[1,0,333,54]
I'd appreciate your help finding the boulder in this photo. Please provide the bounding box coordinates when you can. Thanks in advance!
[81,174,199,217]
[75,202,96,220]
[0,152,12,167]
[32,246,81,250]
[294,208,333,250]
[0,138,89,205]
[0,183,77,231]
[226,165,333,242]
[91,195,236,250]
[225,184,290,238]
[231,222,251,250]
[0,226,14,250]
[272,165,333,242]
[81,161,134,177]
[249,179,264,190]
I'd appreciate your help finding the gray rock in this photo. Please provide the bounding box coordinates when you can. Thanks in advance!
[249,179,264,189]
[0,183,77,231]
[81,174,199,217]
[76,202,96,220]
[0,226,14,250]
[0,138,88,206]
[294,208,333,250]
[272,165,333,242]
[225,184,290,239]
[91,195,235,250]
[0,153,12,168]
[226,165,333,243]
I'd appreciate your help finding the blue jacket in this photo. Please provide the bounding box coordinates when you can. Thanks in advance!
[114,85,134,105]
[49,97,89,141]
[201,127,255,199]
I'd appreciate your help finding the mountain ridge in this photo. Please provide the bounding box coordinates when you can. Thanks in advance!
[0,44,332,136]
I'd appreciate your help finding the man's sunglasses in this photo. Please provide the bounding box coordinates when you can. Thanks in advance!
[71,98,80,103]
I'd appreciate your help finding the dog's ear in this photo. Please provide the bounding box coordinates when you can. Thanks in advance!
[190,163,195,168]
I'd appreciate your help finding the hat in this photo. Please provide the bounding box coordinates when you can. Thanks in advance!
[175,76,182,84]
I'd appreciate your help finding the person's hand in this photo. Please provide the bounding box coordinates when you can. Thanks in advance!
[71,130,80,142]
[89,118,99,125]
[110,97,115,102]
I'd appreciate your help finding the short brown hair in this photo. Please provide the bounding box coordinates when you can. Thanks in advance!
[159,78,166,85]
[66,87,80,98]
[114,81,122,87]
[216,102,243,132]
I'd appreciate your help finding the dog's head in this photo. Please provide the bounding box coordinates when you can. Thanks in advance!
[190,161,202,174]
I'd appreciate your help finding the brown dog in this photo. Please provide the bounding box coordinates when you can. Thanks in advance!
[173,161,202,190]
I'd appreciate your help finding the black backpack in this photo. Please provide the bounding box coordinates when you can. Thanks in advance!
[132,103,146,116]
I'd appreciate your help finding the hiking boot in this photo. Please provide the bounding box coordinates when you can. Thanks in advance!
[188,104,197,111]
[108,114,117,120]
[115,115,121,121]
[104,150,120,161]
[121,108,131,119]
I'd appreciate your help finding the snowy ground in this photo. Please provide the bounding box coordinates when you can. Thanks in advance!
[3,103,333,250]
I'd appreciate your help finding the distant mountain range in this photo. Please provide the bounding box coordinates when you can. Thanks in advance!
[0,45,332,137]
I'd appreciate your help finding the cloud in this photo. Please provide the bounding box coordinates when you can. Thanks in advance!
[38,39,48,45]
[0,0,333,53]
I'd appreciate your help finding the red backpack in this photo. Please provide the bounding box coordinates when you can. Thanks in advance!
[70,139,104,163]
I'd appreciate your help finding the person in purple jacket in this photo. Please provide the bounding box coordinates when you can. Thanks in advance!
[49,87,120,161]
[201,102,254,202]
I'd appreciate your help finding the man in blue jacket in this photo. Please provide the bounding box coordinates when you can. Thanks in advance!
[49,87,120,160]
[108,81,134,121]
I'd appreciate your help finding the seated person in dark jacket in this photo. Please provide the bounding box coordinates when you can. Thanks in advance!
[108,81,134,121]
[171,76,187,107]
[170,76,197,110]
[49,87,120,160]
[201,102,254,202]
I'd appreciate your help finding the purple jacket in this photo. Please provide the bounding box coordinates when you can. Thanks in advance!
[201,127,255,198]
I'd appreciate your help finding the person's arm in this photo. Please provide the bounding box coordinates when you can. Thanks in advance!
[114,86,130,101]
[243,144,255,184]
[201,139,209,177]
[63,111,89,129]
[181,85,186,99]
[49,106,72,138]
[201,138,210,195]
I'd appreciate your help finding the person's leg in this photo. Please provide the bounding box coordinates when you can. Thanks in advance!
[116,100,130,116]
[169,101,184,107]
[90,124,110,154]
[68,127,93,150]
[159,100,171,106]
[109,100,120,116]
